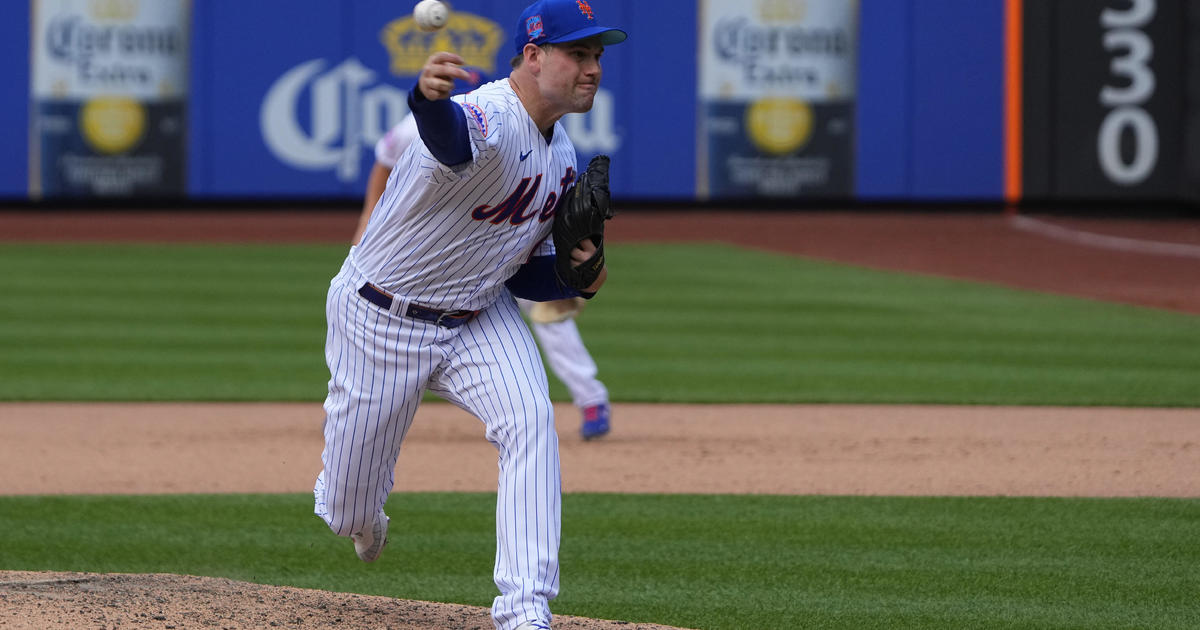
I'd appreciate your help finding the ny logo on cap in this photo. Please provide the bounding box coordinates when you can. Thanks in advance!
[576,0,594,20]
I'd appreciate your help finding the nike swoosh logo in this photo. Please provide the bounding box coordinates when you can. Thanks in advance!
[519,150,533,161]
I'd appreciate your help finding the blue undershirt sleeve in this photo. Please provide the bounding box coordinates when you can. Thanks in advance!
[505,255,594,301]
[407,84,472,167]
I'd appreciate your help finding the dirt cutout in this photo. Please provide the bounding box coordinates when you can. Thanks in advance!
[0,572,685,630]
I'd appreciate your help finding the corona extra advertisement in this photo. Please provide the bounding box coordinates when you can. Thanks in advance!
[698,0,858,198]
[29,0,189,198]
[259,8,504,185]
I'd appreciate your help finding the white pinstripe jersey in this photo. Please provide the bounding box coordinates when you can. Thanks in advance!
[353,79,578,312]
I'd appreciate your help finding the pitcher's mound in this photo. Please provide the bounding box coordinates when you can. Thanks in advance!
[0,571,691,630]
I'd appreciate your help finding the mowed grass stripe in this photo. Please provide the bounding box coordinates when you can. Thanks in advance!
[0,493,1196,630]
[0,243,337,400]
[1,242,1198,404]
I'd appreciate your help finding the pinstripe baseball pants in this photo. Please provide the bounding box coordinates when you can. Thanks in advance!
[314,259,560,629]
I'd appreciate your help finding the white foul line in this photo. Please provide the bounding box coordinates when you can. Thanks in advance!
[1008,214,1200,259]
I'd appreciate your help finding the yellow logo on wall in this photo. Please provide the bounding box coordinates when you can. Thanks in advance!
[381,12,504,76]
[759,0,804,22]
[80,97,146,154]
[88,0,138,21]
[746,99,813,156]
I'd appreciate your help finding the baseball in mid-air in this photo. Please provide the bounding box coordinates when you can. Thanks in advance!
[413,0,450,32]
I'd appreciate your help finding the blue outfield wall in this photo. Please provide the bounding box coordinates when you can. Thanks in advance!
[190,0,355,198]
[0,1,30,199]
[909,0,1004,199]
[856,0,1005,200]
[855,0,912,199]
[2,0,1005,202]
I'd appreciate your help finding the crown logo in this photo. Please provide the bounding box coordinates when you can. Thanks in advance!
[381,12,504,77]
[88,0,138,21]
[759,0,804,22]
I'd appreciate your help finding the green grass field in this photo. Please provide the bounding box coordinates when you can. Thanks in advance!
[2,241,1199,629]
[0,493,1196,629]
[1,242,1198,405]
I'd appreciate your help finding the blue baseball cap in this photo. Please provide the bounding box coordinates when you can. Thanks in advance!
[514,0,628,56]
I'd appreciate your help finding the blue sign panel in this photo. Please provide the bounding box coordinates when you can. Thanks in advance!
[0,2,30,199]
[187,0,690,200]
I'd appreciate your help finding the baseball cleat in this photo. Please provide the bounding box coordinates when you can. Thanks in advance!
[351,510,389,563]
[513,622,551,630]
[580,403,611,440]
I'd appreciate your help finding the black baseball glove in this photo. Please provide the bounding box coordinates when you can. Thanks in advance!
[552,155,614,291]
